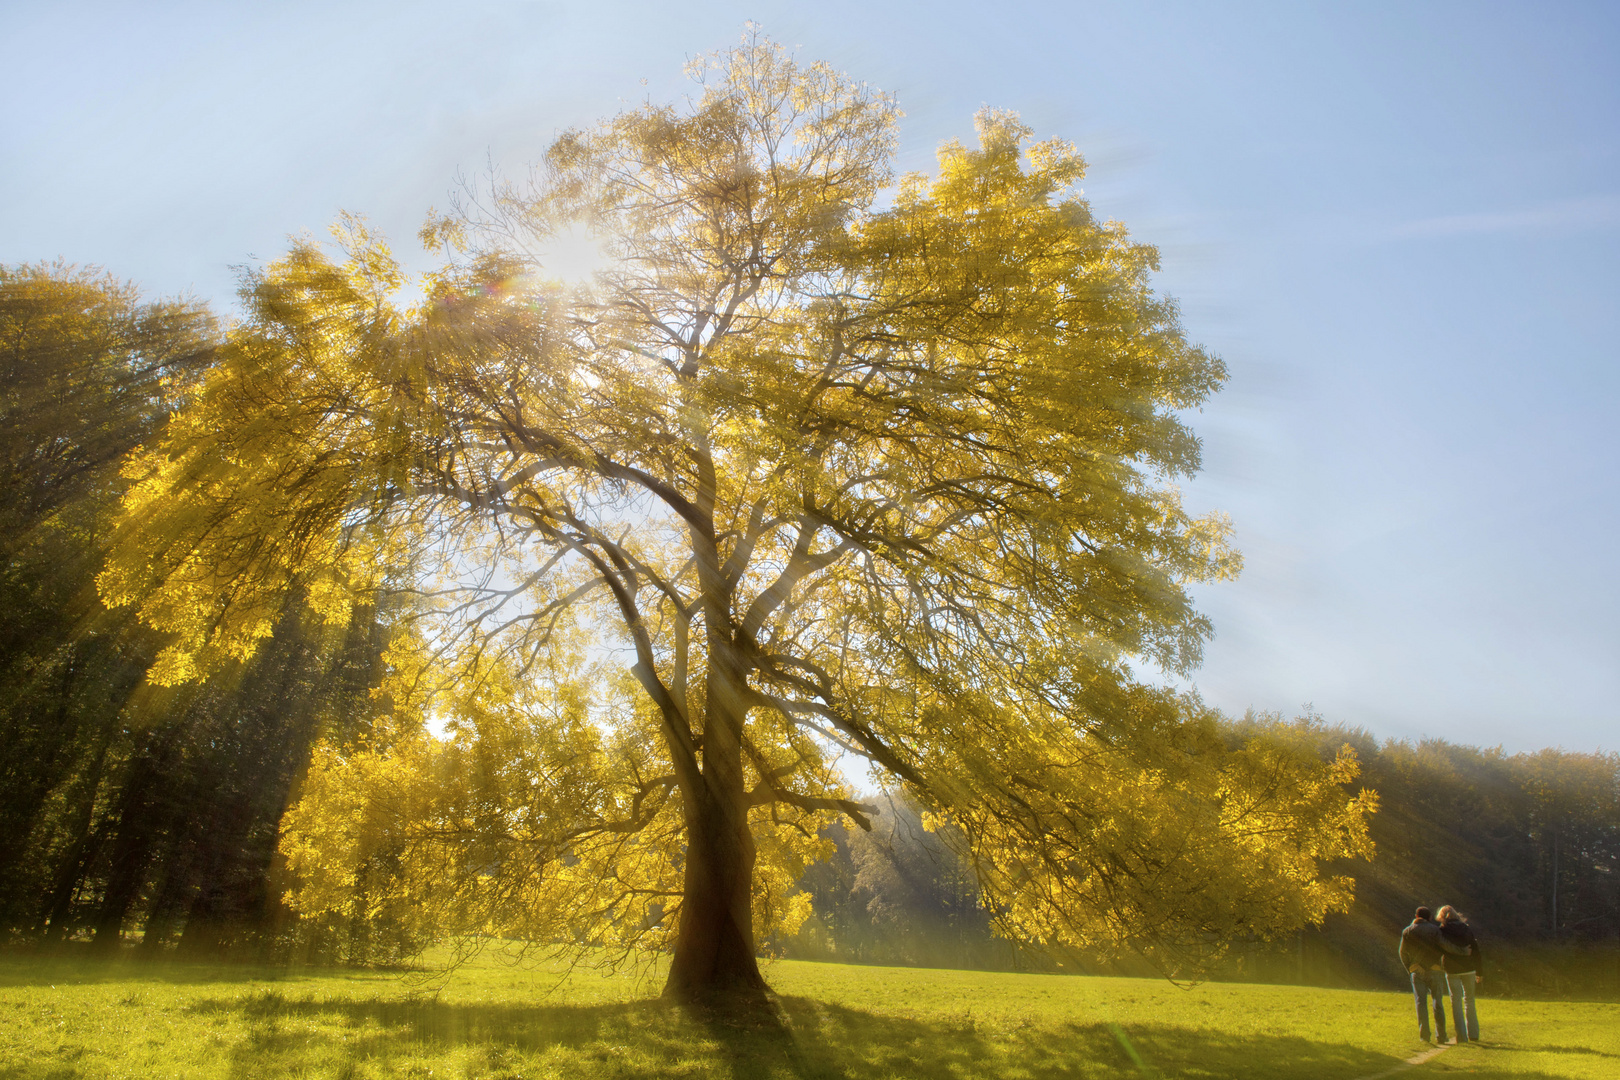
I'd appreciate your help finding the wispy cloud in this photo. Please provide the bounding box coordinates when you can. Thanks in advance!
[1389,194,1620,240]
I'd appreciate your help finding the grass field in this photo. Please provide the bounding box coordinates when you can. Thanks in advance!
[1,949,1616,1079]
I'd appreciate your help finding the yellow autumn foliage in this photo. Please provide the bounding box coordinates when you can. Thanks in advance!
[279,644,831,958]
[102,34,1373,988]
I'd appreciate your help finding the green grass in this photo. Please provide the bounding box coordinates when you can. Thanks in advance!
[1,949,1615,1079]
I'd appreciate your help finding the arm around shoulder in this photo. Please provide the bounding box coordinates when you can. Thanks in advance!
[1437,924,1471,956]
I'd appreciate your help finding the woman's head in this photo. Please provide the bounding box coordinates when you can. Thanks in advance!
[1438,905,1466,924]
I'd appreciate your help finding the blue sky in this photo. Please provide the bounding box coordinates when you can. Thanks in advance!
[4,1,1616,752]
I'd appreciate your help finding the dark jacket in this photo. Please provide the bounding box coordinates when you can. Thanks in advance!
[1439,920,1481,975]
[1399,919,1447,971]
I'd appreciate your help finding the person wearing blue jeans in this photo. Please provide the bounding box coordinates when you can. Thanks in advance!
[1398,907,1451,1043]
[1412,966,1450,1042]
[1438,905,1482,1042]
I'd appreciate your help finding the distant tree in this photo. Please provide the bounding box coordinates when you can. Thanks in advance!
[1207,718,1620,995]
[1518,748,1620,945]
[0,263,214,538]
[0,263,214,935]
[73,593,396,956]
[791,792,998,969]
[850,796,989,959]
[0,264,398,955]
[101,37,1373,1004]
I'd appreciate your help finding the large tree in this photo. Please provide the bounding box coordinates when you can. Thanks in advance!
[102,39,1372,1003]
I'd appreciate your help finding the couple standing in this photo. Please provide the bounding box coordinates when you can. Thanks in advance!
[1400,905,1483,1044]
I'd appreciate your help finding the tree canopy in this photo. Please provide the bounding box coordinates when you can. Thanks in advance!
[100,38,1373,1002]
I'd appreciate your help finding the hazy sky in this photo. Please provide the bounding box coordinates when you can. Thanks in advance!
[5,1,1616,752]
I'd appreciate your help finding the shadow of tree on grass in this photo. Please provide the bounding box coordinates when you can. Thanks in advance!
[0,952,408,989]
[156,992,1582,1080]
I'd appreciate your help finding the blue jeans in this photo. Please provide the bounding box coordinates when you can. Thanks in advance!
[1410,969,1448,1041]
[1447,972,1479,1041]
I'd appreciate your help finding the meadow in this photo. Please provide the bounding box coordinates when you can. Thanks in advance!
[2,950,1616,1080]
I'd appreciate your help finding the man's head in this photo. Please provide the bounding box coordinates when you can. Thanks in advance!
[1415,906,1433,922]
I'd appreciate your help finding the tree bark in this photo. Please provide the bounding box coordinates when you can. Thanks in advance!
[662,642,768,1004]
[663,787,765,1002]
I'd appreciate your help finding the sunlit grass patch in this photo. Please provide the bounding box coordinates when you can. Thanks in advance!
[1,950,1616,1079]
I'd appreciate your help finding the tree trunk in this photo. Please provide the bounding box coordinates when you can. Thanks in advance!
[89,724,182,952]
[90,821,158,952]
[39,821,107,943]
[662,646,767,1004]
[663,790,765,1003]
[34,728,113,942]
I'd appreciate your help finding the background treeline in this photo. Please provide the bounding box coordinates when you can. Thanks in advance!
[0,265,397,959]
[1289,726,1620,998]
[775,730,1620,998]
[2,264,1616,998]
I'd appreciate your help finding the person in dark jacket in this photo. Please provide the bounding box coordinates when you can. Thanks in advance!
[1399,906,1450,1042]
[1438,905,1482,1042]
